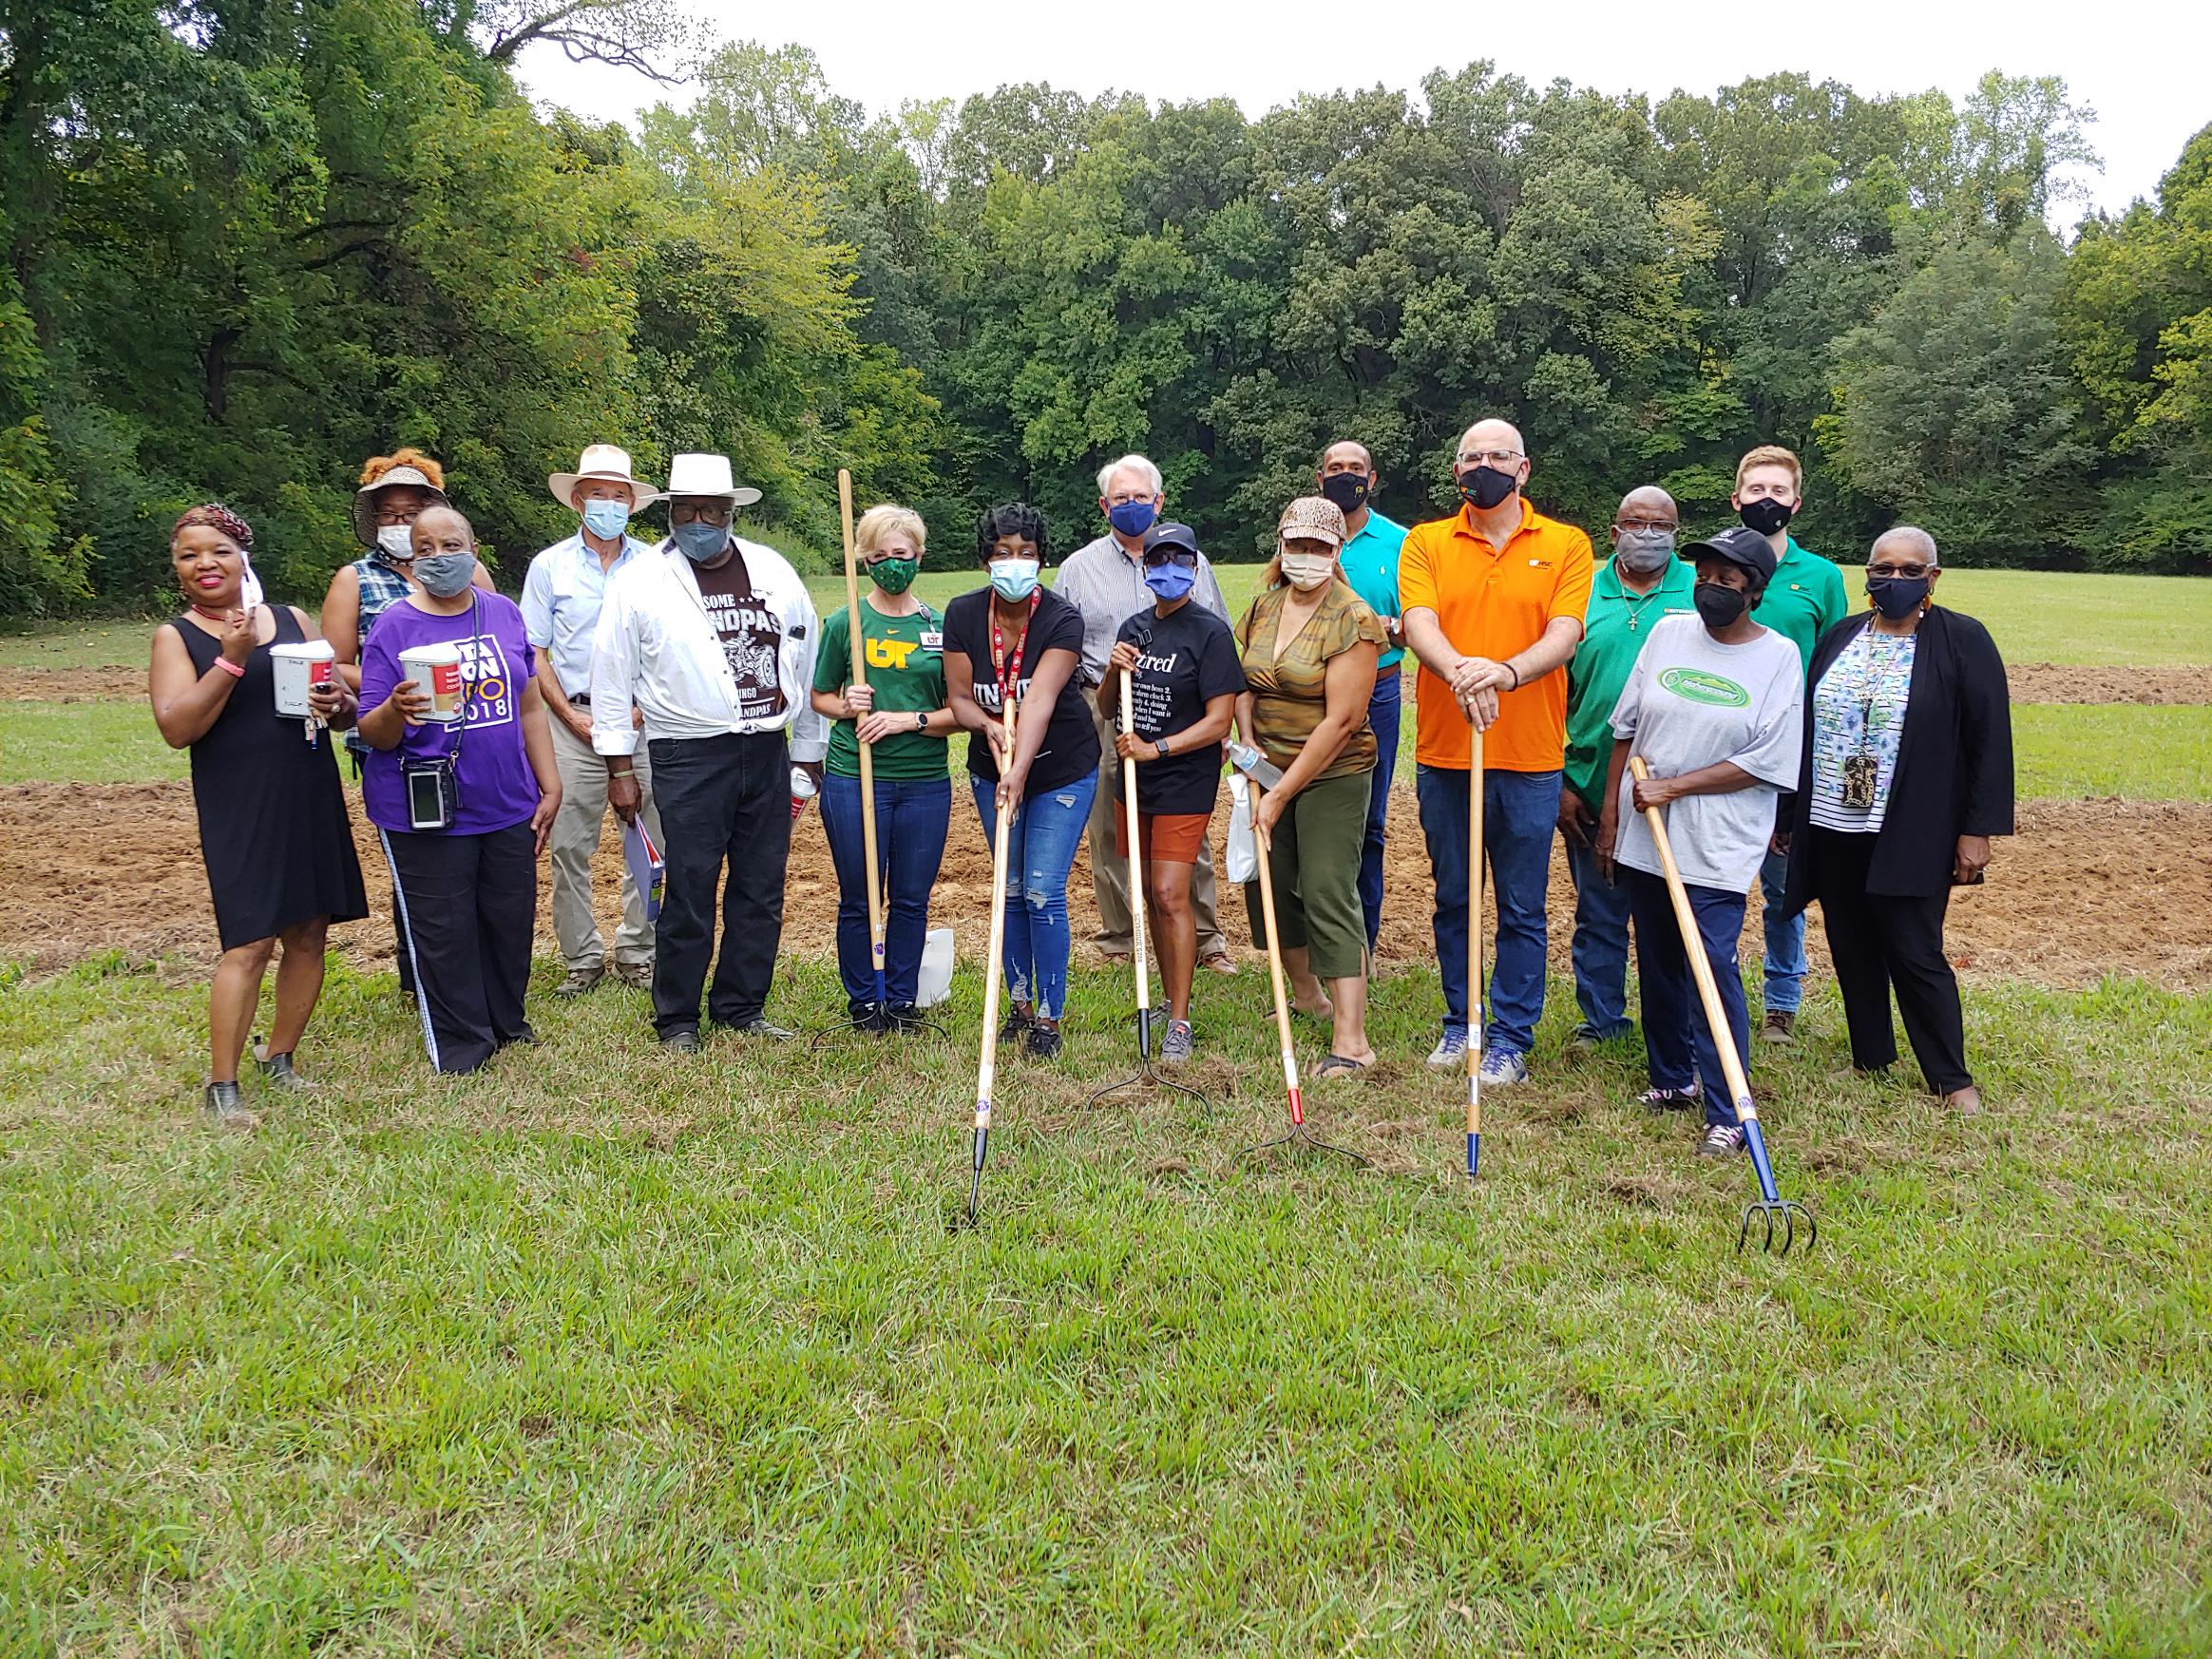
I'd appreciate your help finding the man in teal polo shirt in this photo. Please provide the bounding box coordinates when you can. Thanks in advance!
[1319,439,1410,951]
[1733,444,1848,1043]
[1560,485,1694,1045]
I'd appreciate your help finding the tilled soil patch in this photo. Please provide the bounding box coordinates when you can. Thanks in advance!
[2006,664,2208,704]
[9,781,2207,992]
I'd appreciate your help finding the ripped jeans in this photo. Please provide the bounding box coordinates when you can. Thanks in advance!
[969,770,1098,1022]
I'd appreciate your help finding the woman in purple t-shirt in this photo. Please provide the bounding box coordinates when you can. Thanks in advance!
[358,506,561,1073]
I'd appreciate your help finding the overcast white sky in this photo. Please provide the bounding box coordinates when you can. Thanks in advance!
[517,0,2208,219]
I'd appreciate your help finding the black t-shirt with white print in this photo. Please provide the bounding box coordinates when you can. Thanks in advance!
[1112,601,1247,814]
[691,547,786,722]
[943,587,1099,797]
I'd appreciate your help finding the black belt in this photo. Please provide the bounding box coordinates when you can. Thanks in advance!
[568,693,591,707]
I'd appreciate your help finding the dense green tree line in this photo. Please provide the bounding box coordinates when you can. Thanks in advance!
[1,2,2206,617]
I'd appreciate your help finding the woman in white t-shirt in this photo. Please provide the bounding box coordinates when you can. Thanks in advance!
[1596,524,1804,1158]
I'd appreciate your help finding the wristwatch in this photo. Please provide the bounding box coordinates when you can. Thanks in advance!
[1154,737,1172,759]
[912,711,927,733]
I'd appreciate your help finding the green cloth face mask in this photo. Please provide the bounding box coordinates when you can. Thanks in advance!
[868,556,919,595]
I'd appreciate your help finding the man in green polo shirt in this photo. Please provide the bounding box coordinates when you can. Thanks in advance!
[1318,439,1411,952]
[1733,444,1848,1043]
[1560,485,1694,1046]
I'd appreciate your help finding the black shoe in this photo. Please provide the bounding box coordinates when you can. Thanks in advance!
[256,1050,318,1093]
[849,1005,890,1036]
[499,1025,541,1050]
[998,1006,1034,1047]
[721,1018,794,1041]
[659,1028,700,1054]
[885,1003,924,1034]
[1025,1022,1063,1060]
[203,1081,257,1129]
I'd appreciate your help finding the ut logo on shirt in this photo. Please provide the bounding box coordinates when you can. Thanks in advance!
[867,637,920,671]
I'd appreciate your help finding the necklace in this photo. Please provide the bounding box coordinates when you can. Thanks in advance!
[188,602,244,622]
[1620,582,1667,632]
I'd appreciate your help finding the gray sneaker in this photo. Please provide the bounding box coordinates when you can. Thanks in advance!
[1478,1049,1529,1087]
[1425,1029,1468,1072]
[1761,1009,1797,1045]
[1160,1019,1194,1065]
[555,963,606,999]
[610,959,654,990]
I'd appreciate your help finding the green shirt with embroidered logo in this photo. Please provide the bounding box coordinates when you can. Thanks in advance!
[1750,535,1849,677]
[1564,555,1696,810]
[813,601,949,781]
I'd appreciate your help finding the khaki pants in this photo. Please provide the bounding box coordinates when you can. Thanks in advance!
[1086,699,1227,959]
[548,714,660,971]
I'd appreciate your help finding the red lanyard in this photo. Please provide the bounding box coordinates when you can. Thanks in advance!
[987,591,1041,705]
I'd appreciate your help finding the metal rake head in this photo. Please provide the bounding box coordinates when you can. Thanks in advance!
[1738,1198,1817,1255]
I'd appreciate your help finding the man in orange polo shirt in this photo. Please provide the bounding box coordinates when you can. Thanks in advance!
[1401,418,1594,1083]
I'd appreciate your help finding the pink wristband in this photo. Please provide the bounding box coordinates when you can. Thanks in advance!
[213,657,246,679]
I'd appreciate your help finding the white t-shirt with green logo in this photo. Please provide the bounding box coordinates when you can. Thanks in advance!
[1608,614,1804,892]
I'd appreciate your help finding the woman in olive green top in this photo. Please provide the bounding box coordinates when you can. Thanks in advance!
[810,505,959,1032]
[1234,496,1386,1075]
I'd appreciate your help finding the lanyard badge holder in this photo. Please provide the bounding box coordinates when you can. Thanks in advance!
[404,597,476,831]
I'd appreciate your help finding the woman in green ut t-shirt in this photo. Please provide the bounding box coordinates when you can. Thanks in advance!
[810,505,957,1032]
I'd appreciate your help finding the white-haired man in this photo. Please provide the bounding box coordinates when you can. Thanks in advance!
[1056,452,1237,975]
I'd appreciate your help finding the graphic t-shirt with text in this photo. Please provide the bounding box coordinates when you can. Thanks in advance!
[1111,602,1248,815]
[692,548,787,722]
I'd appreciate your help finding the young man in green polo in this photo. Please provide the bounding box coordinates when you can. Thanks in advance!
[1733,444,1847,1042]
[1560,485,1695,1046]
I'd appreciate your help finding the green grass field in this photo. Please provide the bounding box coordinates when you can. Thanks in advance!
[3,582,2209,1653]
[4,955,2209,1653]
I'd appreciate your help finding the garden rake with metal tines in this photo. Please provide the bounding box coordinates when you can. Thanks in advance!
[1087,631,1211,1114]
[1630,755,1818,1254]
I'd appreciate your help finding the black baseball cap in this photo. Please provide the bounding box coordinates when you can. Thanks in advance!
[1142,521,1202,560]
[1682,524,1777,584]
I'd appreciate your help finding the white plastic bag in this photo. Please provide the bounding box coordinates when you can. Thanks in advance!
[917,926,955,1008]
[1225,773,1258,885]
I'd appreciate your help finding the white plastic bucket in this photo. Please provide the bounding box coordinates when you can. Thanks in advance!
[269,639,335,716]
[397,641,466,722]
[917,926,954,1008]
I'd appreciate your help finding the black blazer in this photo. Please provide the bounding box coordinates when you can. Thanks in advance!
[1783,605,2013,909]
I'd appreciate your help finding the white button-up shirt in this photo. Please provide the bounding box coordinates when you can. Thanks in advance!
[588,537,830,762]
[520,530,654,698]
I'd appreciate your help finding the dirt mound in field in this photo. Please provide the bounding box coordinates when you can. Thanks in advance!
[7,780,2207,992]
[2006,664,2209,704]
[0,667,142,700]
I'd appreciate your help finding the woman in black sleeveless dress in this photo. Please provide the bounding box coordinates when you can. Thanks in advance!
[148,505,369,1126]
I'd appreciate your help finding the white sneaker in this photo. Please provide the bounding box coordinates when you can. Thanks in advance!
[1425,1030,1468,1071]
[1699,1124,1746,1157]
[1478,1049,1529,1087]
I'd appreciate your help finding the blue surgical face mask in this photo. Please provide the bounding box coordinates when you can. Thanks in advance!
[1142,562,1196,602]
[1107,500,1157,539]
[672,520,728,563]
[582,498,631,540]
[414,550,477,599]
[987,557,1040,601]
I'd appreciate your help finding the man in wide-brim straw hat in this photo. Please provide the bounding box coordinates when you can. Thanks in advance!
[522,443,666,999]
[588,451,827,1051]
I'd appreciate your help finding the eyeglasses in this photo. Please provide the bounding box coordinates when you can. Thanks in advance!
[1142,547,1198,568]
[1456,449,1523,467]
[1868,562,1933,580]
[669,502,733,526]
[1615,519,1676,534]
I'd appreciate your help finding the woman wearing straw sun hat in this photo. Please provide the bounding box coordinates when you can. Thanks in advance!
[522,443,664,1000]
[148,504,369,1128]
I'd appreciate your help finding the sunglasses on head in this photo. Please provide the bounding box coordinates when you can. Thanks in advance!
[1142,546,1198,568]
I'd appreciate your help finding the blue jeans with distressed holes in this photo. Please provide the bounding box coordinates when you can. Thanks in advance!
[970,771,1098,1022]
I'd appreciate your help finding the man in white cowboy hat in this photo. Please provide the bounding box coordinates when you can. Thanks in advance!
[589,451,829,1050]
[523,444,664,998]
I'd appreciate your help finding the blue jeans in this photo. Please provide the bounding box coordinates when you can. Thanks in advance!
[969,771,1098,1022]
[1564,832,1634,1041]
[1622,867,1748,1129]
[1416,764,1560,1056]
[820,771,951,1014]
[1760,847,1805,1014]
[1359,670,1402,951]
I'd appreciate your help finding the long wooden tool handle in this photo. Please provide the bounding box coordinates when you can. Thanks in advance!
[1251,789,1303,1125]
[837,469,887,972]
[1629,755,1758,1119]
[976,696,1020,1123]
[1467,722,1484,1155]
[1119,673,1150,1020]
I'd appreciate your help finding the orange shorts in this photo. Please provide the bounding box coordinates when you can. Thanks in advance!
[1113,810,1210,866]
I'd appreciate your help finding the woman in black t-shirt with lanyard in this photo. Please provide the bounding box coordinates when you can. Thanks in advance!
[944,503,1101,1059]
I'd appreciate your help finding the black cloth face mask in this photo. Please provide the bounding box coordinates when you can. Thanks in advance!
[1866,574,1931,620]
[1738,497,1793,537]
[1457,467,1516,510]
[1319,472,1370,514]
[1694,581,1749,628]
